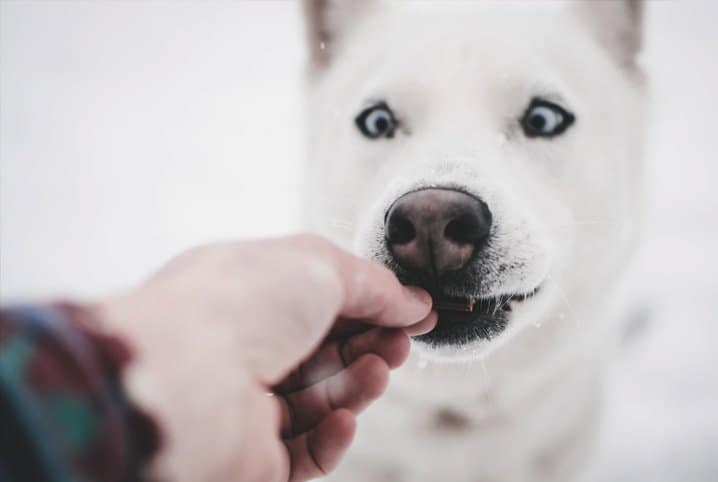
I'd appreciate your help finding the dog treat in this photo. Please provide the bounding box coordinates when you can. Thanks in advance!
[434,299,474,312]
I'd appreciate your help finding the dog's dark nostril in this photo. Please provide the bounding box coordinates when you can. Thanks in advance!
[444,211,490,245]
[386,211,416,244]
[444,217,471,244]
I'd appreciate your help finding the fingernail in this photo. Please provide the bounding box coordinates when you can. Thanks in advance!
[403,285,433,308]
[404,310,438,336]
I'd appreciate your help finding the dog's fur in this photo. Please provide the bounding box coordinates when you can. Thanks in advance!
[301,1,646,480]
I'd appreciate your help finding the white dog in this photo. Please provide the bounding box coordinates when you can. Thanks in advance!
[301,1,646,481]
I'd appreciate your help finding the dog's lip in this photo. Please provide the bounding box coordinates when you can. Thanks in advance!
[432,286,540,314]
[411,286,541,344]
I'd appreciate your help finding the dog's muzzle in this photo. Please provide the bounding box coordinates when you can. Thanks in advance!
[383,187,536,346]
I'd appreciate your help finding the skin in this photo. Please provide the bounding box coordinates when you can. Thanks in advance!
[95,234,436,482]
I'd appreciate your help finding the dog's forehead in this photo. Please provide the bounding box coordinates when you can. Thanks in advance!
[352,4,569,72]
[327,3,592,107]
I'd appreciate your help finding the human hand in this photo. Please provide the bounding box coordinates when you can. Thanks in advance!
[97,234,435,481]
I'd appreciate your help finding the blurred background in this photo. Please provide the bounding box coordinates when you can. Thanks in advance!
[1,1,716,480]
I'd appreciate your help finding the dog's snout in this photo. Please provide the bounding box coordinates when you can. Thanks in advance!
[385,188,492,277]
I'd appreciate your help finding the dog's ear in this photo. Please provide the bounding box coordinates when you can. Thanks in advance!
[572,0,644,68]
[303,0,378,69]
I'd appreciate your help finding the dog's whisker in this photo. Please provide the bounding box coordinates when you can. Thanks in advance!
[547,276,576,323]
[550,221,625,229]
[563,224,623,228]
[327,219,356,231]
[571,221,623,225]
[495,295,512,315]
[479,359,491,386]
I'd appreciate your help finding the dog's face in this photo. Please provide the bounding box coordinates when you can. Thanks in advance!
[303,1,645,361]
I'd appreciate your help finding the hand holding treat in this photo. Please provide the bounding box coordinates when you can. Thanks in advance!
[97,234,436,482]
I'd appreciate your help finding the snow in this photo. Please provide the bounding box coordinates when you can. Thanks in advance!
[1,1,716,480]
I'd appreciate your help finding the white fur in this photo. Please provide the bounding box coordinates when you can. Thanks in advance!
[302,1,646,480]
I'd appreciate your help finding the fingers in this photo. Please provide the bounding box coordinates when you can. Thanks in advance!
[333,252,433,327]
[404,310,439,336]
[285,234,433,328]
[232,234,434,384]
[275,328,409,393]
[283,409,356,482]
[277,353,389,437]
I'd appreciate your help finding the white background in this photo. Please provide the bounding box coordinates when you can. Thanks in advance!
[1,1,716,480]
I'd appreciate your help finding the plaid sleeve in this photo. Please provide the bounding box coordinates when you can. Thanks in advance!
[0,303,162,482]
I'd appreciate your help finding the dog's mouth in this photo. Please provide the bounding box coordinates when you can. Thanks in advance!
[414,288,540,346]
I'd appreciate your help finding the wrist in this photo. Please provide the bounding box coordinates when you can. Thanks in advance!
[32,302,163,480]
[91,293,261,480]
[87,296,172,478]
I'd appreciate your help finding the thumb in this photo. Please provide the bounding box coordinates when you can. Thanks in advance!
[237,235,431,384]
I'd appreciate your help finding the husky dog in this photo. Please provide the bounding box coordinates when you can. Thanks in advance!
[301,1,645,481]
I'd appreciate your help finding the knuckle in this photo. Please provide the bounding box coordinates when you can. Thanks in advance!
[361,264,394,305]
[277,258,342,333]
[350,266,376,302]
[287,235,339,277]
[287,235,343,298]
[301,263,343,320]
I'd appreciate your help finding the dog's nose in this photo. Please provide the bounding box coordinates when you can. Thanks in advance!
[385,188,492,277]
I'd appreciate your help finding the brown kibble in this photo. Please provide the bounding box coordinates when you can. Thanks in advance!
[434,299,474,312]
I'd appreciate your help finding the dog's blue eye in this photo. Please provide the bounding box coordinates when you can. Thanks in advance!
[521,99,574,138]
[356,102,397,139]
